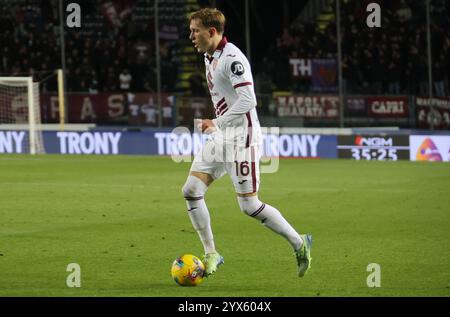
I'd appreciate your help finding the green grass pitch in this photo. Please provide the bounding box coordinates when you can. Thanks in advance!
[0,155,449,297]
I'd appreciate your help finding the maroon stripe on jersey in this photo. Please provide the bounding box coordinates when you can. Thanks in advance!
[218,104,228,116]
[250,203,265,217]
[184,196,203,201]
[216,108,228,117]
[234,82,253,89]
[216,97,226,109]
[217,101,227,112]
[251,146,257,193]
[245,112,253,148]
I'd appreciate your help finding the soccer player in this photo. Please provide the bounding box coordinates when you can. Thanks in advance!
[182,8,312,277]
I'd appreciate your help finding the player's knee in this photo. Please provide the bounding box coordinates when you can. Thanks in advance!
[182,175,208,200]
[237,196,264,217]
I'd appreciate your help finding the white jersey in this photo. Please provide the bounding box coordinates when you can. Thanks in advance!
[205,37,262,147]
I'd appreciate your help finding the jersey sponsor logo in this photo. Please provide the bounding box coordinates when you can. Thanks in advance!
[231,61,245,76]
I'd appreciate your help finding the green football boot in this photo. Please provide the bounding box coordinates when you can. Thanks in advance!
[295,234,313,277]
[202,252,224,277]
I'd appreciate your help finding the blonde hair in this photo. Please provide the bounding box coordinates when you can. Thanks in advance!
[189,8,226,34]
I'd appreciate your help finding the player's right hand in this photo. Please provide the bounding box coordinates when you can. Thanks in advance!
[196,119,216,134]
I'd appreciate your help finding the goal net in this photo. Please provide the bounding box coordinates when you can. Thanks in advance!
[0,77,45,154]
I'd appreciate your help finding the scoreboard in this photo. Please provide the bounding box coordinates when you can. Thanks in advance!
[338,135,410,161]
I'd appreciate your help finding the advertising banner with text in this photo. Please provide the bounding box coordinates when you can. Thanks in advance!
[39,93,174,125]
[276,95,339,118]
[416,97,450,130]
[276,95,410,119]
[338,135,410,161]
[0,130,337,159]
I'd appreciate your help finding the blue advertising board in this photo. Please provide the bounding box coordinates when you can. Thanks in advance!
[0,130,337,159]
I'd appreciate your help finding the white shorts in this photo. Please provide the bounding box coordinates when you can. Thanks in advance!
[190,138,262,194]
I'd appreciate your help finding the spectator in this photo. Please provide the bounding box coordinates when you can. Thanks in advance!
[119,68,132,91]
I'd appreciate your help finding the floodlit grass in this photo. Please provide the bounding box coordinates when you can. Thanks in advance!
[0,155,449,296]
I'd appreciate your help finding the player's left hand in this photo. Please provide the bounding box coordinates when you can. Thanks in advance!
[198,119,217,134]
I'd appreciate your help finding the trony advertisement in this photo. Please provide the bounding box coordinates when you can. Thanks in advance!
[0,130,338,159]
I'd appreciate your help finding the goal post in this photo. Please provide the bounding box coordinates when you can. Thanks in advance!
[0,76,45,154]
[57,69,65,131]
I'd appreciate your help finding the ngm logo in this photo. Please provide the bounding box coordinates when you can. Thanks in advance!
[355,136,393,147]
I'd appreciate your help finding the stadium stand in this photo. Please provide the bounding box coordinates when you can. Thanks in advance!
[0,0,448,129]
[269,0,449,96]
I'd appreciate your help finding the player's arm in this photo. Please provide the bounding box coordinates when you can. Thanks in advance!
[213,85,256,128]
[212,58,256,129]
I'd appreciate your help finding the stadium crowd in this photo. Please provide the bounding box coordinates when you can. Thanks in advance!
[0,0,180,93]
[267,0,449,96]
[0,0,448,97]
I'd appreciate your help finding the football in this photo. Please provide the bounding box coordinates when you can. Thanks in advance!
[171,254,205,286]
